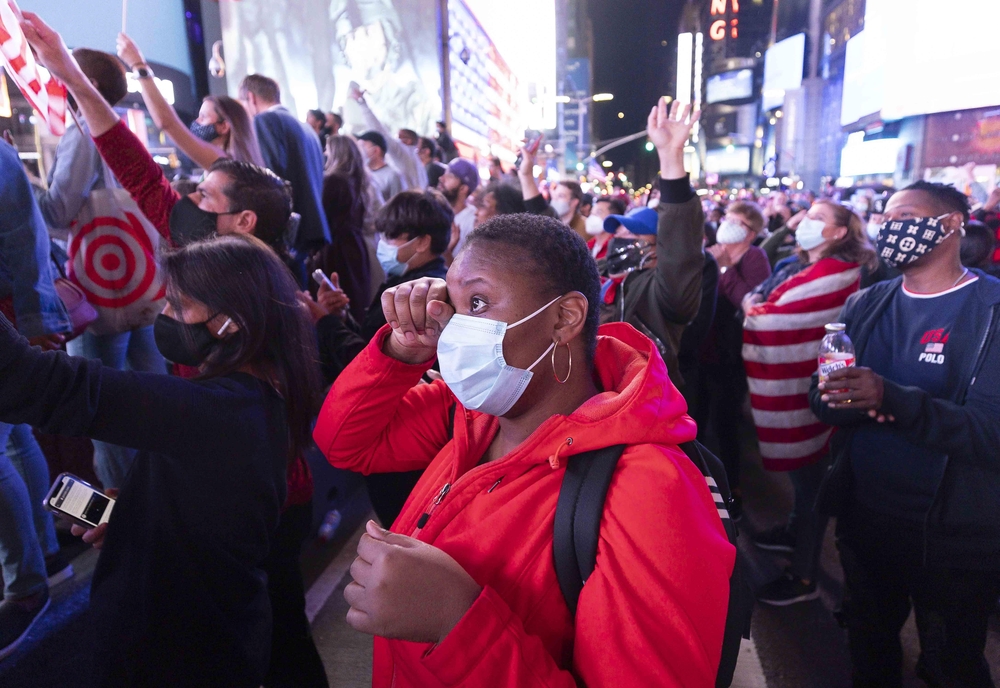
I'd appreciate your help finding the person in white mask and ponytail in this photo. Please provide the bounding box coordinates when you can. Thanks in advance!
[313,212,735,688]
[741,200,878,607]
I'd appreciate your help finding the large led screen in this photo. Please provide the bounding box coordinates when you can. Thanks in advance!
[762,33,804,112]
[706,69,754,105]
[220,0,443,136]
[842,0,1000,123]
[464,0,556,131]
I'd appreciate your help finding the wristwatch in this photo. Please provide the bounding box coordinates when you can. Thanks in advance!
[132,64,154,80]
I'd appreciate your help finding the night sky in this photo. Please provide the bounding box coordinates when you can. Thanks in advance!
[587,0,684,186]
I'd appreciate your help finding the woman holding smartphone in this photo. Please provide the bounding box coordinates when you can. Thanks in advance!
[0,234,321,688]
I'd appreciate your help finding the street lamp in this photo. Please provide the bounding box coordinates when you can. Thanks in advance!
[592,93,614,102]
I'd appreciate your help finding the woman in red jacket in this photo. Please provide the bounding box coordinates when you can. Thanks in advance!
[313,212,735,687]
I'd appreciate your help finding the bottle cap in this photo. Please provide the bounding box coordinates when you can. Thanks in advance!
[825,322,846,332]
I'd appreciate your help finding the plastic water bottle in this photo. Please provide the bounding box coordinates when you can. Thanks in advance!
[317,509,342,542]
[818,323,856,387]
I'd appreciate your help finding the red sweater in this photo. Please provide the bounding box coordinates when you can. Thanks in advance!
[92,120,313,507]
[314,322,733,687]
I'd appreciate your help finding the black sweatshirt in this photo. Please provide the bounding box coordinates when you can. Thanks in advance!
[0,314,288,687]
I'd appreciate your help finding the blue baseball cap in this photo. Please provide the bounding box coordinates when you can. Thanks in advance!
[603,207,658,235]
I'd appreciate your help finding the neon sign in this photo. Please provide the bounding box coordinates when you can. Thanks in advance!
[709,0,739,41]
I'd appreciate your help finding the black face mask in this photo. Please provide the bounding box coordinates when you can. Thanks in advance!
[169,196,219,247]
[189,120,220,143]
[153,314,219,366]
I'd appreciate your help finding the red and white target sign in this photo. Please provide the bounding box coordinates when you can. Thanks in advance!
[68,189,165,335]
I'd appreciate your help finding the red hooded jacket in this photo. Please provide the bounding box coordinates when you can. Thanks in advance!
[314,322,734,687]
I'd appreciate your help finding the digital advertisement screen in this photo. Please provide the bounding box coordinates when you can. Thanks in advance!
[706,69,754,105]
[842,0,1000,123]
[705,146,751,174]
[762,33,804,112]
[464,0,556,131]
[220,0,443,135]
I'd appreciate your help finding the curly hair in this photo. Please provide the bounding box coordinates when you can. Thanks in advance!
[464,214,601,360]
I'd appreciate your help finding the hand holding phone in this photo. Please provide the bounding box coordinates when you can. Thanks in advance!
[312,269,337,291]
[515,134,543,173]
[44,473,115,530]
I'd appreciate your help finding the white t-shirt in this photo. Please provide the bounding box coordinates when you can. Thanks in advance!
[452,205,477,255]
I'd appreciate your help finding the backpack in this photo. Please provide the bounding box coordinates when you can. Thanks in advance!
[553,441,754,688]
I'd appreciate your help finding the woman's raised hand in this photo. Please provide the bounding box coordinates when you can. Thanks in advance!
[116,33,146,70]
[381,277,453,365]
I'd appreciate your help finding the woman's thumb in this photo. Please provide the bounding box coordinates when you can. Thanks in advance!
[366,520,417,547]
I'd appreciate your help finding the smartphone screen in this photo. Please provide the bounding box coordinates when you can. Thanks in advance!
[48,475,114,527]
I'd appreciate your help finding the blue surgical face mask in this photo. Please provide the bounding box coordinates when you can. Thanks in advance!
[795,217,828,251]
[437,295,563,416]
[377,237,416,278]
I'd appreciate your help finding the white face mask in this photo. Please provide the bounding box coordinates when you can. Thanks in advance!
[585,214,605,236]
[437,295,562,417]
[716,220,748,245]
[795,217,828,250]
[647,198,660,209]
[866,221,881,240]
[551,198,571,217]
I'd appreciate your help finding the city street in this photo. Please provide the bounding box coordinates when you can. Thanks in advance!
[4,413,997,688]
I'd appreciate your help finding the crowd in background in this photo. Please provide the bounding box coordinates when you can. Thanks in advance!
[0,9,999,688]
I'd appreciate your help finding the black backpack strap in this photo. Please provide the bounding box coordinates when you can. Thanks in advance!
[553,444,627,616]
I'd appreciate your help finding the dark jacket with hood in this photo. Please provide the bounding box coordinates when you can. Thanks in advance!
[599,176,705,387]
[810,270,1000,570]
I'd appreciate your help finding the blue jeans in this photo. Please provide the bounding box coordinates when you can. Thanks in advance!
[0,424,52,600]
[67,326,166,489]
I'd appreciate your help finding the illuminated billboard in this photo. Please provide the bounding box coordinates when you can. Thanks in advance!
[762,33,804,112]
[706,69,754,105]
[464,0,556,131]
[842,0,1000,124]
[220,0,443,136]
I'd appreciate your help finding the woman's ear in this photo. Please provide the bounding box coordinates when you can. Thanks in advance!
[217,119,231,137]
[553,292,589,345]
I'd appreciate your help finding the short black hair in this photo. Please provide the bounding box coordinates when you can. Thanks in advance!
[465,214,601,360]
[330,112,343,127]
[901,180,971,223]
[358,131,387,155]
[376,189,454,255]
[484,182,526,215]
[307,108,325,122]
[580,193,594,209]
[961,221,996,269]
[209,159,293,254]
[418,136,438,156]
[595,196,627,215]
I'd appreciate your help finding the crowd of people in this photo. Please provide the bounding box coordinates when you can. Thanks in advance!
[0,8,997,688]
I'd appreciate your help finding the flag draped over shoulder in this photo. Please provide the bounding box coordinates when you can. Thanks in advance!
[0,0,67,136]
[742,258,862,471]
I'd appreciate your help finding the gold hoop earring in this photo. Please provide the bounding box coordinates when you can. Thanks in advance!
[551,342,572,384]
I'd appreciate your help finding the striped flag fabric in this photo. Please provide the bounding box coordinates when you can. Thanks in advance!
[742,258,862,471]
[0,0,66,136]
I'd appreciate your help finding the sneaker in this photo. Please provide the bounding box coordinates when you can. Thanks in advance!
[757,573,819,606]
[45,552,74,588]
[0,589,51,661]
[753,525,795,553]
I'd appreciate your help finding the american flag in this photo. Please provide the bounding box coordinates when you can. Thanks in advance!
[0,0,66,136]
[742,259,863,471]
